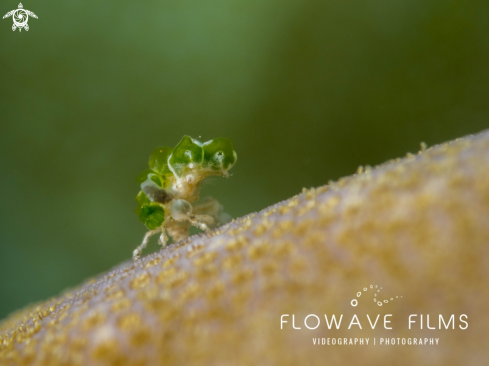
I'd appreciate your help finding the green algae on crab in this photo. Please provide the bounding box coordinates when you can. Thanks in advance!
[137,203,165,230]
[135,171,165,187]
[148,146,174,177]
[166,136,237,178]
[168,136,204,178]
[133,135,238,249]
[202,137,237,172]
[135,191,166,229]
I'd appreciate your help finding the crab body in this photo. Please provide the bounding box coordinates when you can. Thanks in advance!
[132,136,237,260]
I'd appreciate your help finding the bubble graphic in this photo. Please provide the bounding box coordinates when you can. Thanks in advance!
[353,285,402,307]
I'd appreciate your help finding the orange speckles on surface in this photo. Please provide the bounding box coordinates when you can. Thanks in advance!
[157,305,179,323]
[81,311,106,331]
[292,219,314,237]
[110,298,131,313]
[195,264,218,280]
[142,296,171,314]
[154,267,177,283]
[252,223,268,236]
[164,271,189,289]
[224,236,248,252]
[117,312,143,331]
[192,252,218,267]
[105,289,125,301]
[297,199,316,216]
[231,268,254,285]
[130,273,151,290]
[247,242,268,260]
[178,282,201,302]
[163,256,179,268]
[272,241,296,257]
[278,205,292,214]
[91,339,120,362]
[222,253,242,270]
[289,257,307,273]
[278,219,294,231]
[68,337,87,352]
[261,261,278,275]
[129,329,151,348]
[185,243,206,258]
[205,281,225,300]
[144,257,161,268]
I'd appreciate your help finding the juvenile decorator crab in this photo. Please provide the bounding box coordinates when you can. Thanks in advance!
[132,136,237,260]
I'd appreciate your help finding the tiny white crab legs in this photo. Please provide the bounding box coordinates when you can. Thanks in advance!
[132,198,217,260]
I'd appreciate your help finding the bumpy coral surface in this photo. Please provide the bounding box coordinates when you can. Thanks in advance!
[1,131,489,366]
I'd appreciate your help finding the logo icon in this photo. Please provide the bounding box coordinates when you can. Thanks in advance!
[3,3,37,32]
[350,284,402,307]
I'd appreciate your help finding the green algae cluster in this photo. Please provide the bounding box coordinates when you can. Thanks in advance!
[135,136,237,230]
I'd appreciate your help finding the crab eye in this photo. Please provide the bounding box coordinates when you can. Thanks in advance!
[171,199,193,221]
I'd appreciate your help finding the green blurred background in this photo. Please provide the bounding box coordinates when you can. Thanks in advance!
[0,0,488,319]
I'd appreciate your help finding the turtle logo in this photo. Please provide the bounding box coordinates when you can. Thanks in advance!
[3,3,37,32]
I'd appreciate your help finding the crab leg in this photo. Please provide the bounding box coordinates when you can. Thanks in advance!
[189,214,214,232]
[133,228,162,261]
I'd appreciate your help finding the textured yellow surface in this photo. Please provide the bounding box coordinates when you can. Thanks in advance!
[1,131,489,366]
